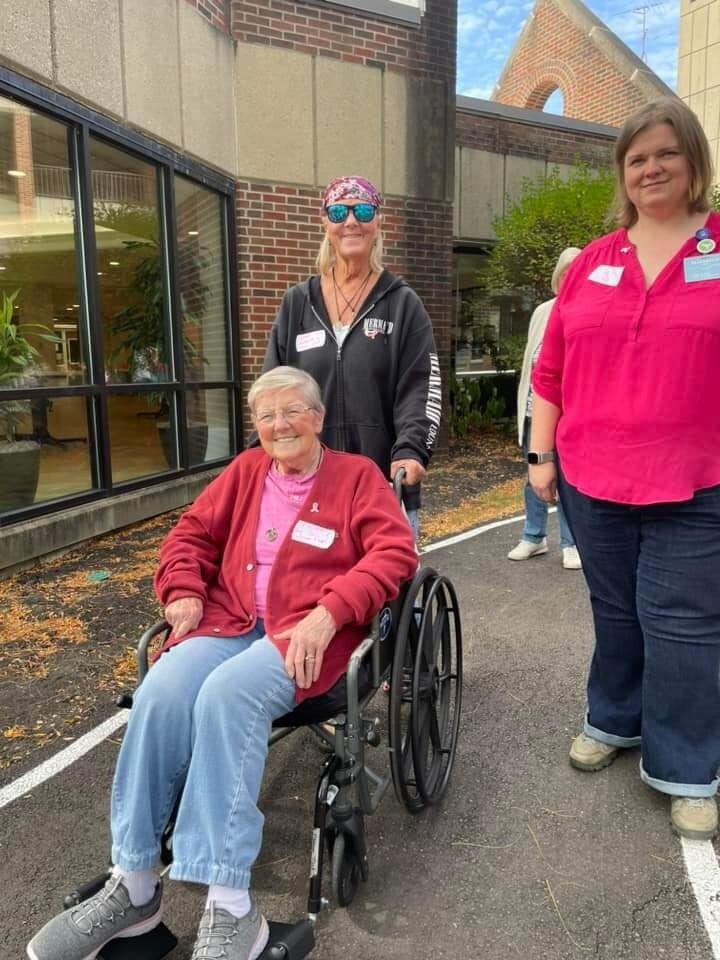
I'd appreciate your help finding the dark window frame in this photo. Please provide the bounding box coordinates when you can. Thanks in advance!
[0,67,240,528]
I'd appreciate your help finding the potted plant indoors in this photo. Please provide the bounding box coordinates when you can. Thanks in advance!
[108,238,209,467]
[0,289,56,511]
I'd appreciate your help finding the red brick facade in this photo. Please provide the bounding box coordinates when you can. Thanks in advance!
[230,0,454,81]
[456,105,615,167]
[493,0,668,126]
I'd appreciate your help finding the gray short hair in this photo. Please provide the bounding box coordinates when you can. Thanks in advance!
[248,366,325,416]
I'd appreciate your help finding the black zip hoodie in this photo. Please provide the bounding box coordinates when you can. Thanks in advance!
[263,270,441,511]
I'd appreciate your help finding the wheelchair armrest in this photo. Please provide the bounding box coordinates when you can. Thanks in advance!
[136,620,171,683]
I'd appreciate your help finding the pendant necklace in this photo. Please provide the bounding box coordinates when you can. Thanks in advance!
[331,267,373,326]
[264,448,323,542]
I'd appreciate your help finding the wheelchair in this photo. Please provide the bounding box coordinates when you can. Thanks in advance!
[62,483,463,959]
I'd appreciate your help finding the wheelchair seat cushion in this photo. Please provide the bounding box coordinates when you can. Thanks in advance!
[273,660,373,727]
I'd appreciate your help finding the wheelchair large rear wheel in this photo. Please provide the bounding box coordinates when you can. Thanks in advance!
[388,567,437,813]
[410,574,462,806]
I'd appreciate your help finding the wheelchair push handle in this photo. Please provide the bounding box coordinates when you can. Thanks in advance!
[392,466,406,502]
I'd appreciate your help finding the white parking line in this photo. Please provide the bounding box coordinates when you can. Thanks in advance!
[0,710,128,811]
[682,838,720,957]
[2,509,718,957]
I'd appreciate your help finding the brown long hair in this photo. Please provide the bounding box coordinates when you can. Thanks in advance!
[613,98,713,228]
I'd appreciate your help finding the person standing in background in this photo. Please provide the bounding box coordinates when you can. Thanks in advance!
[508,247,582,570]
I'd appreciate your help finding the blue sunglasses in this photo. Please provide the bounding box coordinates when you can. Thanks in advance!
[325,202,378,224]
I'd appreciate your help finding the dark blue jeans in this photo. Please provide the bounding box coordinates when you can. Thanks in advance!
[558,475,720,797]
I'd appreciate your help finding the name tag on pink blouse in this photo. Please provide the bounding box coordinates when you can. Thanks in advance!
[683,254,720,283]
[291,520,336,549]
[588,265,624,286]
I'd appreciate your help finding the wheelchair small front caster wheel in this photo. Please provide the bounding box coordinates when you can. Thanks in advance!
[331,833,361,907]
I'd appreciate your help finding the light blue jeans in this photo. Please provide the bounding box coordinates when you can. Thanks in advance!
[111,622,296,889]
[521,417,574,548]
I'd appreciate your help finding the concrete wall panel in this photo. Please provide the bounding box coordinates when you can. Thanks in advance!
[458,147,504,241]
[0,1,53,80]
[692,5,710,53]
[691,49,708,95]
[679,13,693,57]
[179,3,236,175]
[236,44,314,185]
[706,44,720,91]
[677,54,691,99]
[453,147,461,236]
[123,0,182,147]
[404,78,451,201]
[503,155,546,209]
[705,86,720,141]
[316,60,382,188]
[53,0,124,115]
[709,4,720,45]
[384,71,408,196]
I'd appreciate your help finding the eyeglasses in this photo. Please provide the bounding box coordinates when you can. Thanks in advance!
[254,405,314,427]
[325,203,378,224]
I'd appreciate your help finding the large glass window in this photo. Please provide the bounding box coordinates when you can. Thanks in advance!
[0,87,237,522]
[453,250,533,373]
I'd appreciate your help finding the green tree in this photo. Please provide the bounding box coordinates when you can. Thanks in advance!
[483,162,616,303]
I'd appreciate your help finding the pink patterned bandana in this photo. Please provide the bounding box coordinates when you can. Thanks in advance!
[322,176,383,211]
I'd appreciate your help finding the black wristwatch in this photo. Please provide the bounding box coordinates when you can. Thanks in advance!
[527,450,556,465]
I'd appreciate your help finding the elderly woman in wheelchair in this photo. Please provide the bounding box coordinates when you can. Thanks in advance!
[28,366,419,960]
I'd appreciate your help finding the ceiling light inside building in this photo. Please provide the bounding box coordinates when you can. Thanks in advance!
[109,261,120,266]
[8,169,26,178]
[97,271,104,276]
[188,230,199,236]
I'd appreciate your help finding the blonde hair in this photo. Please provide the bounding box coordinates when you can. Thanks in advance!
[613,98,713,228]
[315,229,385,275]
[551,247,582,294]
[248,366,325,416]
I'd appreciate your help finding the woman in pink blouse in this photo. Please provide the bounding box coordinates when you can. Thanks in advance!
[530,98,720,841]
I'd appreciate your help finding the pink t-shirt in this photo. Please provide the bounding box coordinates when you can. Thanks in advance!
[532,211,720,505]
[254,464,317,616]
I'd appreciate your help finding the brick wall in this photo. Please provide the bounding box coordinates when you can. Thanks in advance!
[456,108,615,167]
[493,0,654,126]
[183,0,231,32]
[230,0,455,82]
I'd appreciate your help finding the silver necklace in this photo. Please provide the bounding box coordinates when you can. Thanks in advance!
[264,448,323,542]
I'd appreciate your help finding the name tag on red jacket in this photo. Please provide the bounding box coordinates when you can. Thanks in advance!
[291,520,336,549]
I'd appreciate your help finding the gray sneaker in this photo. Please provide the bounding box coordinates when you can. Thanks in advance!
[191,900,269,960]
[27,873,162,960]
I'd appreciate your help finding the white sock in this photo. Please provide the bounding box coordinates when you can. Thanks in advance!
[112,866,158,907]
[207,884,251,919]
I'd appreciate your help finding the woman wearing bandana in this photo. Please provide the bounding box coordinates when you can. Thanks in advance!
[263,175,441,537]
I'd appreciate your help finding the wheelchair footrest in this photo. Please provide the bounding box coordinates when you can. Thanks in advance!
[261,919,316,959]
[97,923,178,960]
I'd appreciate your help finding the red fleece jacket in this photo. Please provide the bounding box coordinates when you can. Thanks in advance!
[154,447,418,702]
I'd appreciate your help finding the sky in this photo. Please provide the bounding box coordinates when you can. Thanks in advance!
[457,0,680,109]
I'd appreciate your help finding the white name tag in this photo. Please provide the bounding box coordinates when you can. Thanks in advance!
[588,265,624,287]
[296,330,326,352]
[291,520,336,549]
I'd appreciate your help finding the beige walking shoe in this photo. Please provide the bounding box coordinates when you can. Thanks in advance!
[508,538,548,561]
[569,733,620,771]
[671,797,719,840]
[562,546,582,570]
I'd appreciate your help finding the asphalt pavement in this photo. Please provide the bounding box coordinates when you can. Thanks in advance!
[1,517,716,960]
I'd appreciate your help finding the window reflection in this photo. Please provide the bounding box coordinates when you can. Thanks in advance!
[0,97,85,388]
[90,139,170,385]
[108,391,178,483]
[175,177,229,381]
[186,389,232,465]
[453,251,532,372]
[0,396,93,511]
